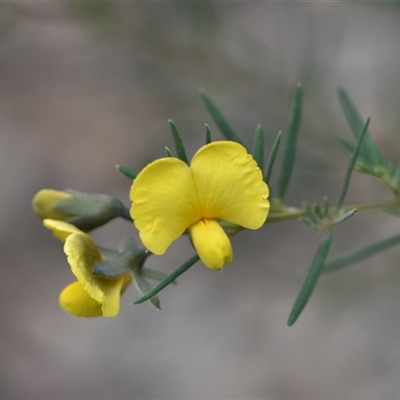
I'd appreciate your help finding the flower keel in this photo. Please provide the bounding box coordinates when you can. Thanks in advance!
[189,218,233,270]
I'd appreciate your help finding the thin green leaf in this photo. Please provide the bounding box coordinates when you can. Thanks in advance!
[277,83,303,199]
[323,231,400,273]
[338,87,383,166]
[337,136,357,154]
[116,165,138,179]
[142,267,176,282]
[264,131,282,184]
[168,120,189,164]
[288,230,333,326]
[132,269,161,309]
[252,124,264,173]
[199,90,243,145]
[132,254,200,305]
[205,124,212,144]
[336,116,370,212]
[337,136,372,169]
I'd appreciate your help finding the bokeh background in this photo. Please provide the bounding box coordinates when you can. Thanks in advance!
[2,2,400,399]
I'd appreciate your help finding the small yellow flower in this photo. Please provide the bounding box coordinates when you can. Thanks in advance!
[44,219,132,318]
[130,141,269,270]
[33,189,128,231]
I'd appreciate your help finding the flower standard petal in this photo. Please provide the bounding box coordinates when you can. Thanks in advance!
[189,219,232,270]
[59,281,103,318]
[64,232,106,303]
[191,141,270,228]
[130,157,201,255]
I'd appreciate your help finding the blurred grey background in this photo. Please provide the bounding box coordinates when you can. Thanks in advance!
[2,2,400,399]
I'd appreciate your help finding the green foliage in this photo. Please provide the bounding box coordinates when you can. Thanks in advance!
[205,124,212,144]
[117,165,138,180]
[277,83,303,199]
[169,120,189,164]
[288,230,333,326]
[200,90,244,145]
[338,88,400,197]
[133,255,200,305]
[34,83,400,324]
[252,125,265,173]
[264,131,281,186]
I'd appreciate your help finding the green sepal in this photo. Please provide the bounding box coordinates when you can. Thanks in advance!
[93,259,132,278]
[168,120,189,164]
[338,87,384,167]
[55,192,131,231]
[93,238,149,278]
[116,165,138,179]
[288,229,333,326]
[264,131,282,185]
[199,90,244,145]
[277,83,303,199]
[97,246,119,259]
[56,193,119,215]
[205,124,212,144]
[132,254,200,305]
[252,124,264,173]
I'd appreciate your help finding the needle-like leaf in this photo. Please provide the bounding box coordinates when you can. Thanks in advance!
[132,254,200,305]
[252,124,264,173]
[200,90,244,145]
[277,83,303,199]
[169,120,189,164]
[288,230,333,326]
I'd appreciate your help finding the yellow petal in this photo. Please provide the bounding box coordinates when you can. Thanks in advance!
[43,219,82,241]
[191,141,270,229]
[64,232,132,317]
[130,157,201,254]
[64,232,104,303]
[32,189,72,221]
[59,281,103,318]
[98,273,132,317]
[189,219,232,270]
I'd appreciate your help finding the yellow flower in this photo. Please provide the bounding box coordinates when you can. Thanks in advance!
[44,219,132,318]
[33,189,128,232]
[130,141,269,270]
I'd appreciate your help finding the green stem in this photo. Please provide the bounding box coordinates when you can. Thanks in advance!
[265,198,400,224]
